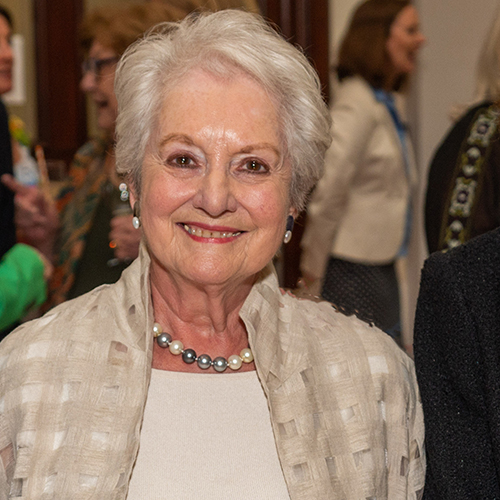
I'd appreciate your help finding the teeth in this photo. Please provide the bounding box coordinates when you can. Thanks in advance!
[183,224,241,239]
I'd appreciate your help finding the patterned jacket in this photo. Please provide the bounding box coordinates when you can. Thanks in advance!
[0,246,425,499]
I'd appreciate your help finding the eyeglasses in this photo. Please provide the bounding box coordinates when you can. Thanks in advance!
[81,56,119,77]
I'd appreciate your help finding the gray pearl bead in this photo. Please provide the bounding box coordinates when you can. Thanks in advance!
[213,357,228,372]
[157,332,172,348]
[197,354,212,370]
[182,349,197,364]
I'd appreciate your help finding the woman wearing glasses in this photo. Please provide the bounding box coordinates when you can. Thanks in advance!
[0,3,190,308]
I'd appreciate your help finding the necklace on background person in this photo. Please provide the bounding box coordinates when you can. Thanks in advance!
[153,322,254,373]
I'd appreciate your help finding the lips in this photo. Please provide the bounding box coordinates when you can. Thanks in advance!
[180,223,242,239]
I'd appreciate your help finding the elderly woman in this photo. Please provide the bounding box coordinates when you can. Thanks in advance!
[0,10,424,499]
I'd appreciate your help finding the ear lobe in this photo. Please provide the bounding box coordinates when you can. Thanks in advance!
[128,181,138,209]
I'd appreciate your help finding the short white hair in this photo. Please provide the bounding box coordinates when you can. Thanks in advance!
[114,9,332,212]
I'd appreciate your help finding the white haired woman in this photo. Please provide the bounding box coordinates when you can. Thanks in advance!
[0,10,425,499]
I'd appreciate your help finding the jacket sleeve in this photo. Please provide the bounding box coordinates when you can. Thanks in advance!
[300,83,378,278]
[0,244,47,331]
[414,252,500,499]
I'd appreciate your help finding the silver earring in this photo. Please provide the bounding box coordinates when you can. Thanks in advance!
[132,202,141,229]
[283,215,294,244]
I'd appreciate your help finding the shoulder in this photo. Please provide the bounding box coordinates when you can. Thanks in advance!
[0,283,113,357]
[69,135,110,177]
[282,293,414,384]
[424,228,500,281]
[333,76,377,108]
[416,229,500,341]
[458,101,496,127]
[73,136,109,162]
[0,256,147,363]
[437,101,497,154]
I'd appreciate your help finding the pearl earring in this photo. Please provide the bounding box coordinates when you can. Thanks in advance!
[132,202,141,229]
[283,215,294,244]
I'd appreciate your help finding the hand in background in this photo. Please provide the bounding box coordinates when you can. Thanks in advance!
[109,214,141,262]
[1,174,59,261]
[34,248,54,281]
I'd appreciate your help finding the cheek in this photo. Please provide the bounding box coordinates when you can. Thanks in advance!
[140,171,190,222]
[244,185,289,230]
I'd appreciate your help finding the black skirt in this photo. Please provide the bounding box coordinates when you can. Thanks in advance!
[321,256,401,344]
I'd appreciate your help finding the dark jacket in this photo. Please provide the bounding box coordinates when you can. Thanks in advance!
[0,99,14,258]
[414,227,500,498]
[425,102,500,253]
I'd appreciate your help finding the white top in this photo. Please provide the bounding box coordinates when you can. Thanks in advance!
[127,368,290,499]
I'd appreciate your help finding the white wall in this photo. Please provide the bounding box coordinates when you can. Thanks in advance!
[412,0,499,172]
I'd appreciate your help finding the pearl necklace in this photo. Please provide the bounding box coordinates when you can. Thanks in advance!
[153,322,254,373]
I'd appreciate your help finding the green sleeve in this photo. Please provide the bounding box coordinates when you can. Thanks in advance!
[0,244,47,331]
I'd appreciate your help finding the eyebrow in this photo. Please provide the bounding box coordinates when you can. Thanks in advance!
[159,134,281,157]
[159,134,196,148]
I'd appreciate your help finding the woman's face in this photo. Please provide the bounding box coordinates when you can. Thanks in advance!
[136,68,295,288]
[80,40,118,133]
[386,5,425,76]
[0,15,13,95]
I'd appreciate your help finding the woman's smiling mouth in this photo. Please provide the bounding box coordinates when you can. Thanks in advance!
[180,223,243,240]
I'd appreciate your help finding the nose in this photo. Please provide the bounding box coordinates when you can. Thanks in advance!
[80,70,96,93]
[416,30,426,47]
[192,166,237,217]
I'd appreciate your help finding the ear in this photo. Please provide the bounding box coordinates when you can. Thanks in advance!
[128,179,138,209]
[288,206,299,219]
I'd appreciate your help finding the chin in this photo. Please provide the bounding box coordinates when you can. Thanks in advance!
[97,117,116,134]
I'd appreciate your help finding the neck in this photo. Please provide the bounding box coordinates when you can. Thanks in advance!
[149,260,256,372]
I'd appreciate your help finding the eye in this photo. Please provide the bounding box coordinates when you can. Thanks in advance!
[169,155,195,167]
[243,159,269,173]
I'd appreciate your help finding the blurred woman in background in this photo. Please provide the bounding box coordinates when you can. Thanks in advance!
[300,0,426,350]
[425,7,500,254]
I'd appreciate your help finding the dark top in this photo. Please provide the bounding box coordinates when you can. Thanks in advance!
[414,228,500,499]
[0,99,14,258]
[67,181,130,300]
[425,101,500,253]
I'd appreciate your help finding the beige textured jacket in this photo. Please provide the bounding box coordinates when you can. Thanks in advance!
[0,247,425,499]
[301,76,420,277]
